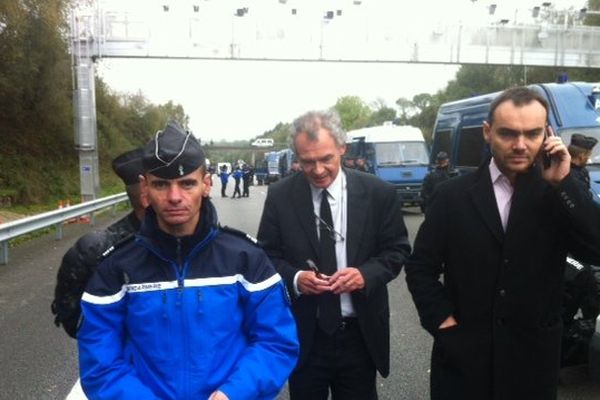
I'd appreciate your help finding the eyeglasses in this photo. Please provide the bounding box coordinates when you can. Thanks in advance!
[314,213,345,242]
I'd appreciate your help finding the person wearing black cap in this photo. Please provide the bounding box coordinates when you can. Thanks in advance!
[568,133,598,189]
[561,132,600,367]
[77,121,299,400]
[420,151,455,213]
[51,147,147,339]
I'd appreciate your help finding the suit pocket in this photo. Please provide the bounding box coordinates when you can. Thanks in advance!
[435,325,487,377]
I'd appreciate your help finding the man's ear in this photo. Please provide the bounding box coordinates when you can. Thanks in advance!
[483,121,491,144]
[202,173,212,198]
[139,174,147,189]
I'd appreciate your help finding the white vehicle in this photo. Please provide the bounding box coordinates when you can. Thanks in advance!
[251,138,274,147]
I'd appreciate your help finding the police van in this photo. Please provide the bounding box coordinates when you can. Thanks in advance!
[430,81,600,202]
[345,122,429,208]
[431,81,600,381]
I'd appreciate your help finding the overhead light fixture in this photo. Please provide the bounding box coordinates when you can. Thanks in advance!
[162,5,170,12]
[499,18,510,24]
[235,7,248,17]
[542,2,552,7]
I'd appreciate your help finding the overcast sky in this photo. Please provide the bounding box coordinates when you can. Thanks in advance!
[96,0,586,142]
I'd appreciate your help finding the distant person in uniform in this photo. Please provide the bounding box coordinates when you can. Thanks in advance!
[290,159,302,173]
[218,164,230,198]
[342,156,355,169]
[51,147,147,338]
[242,164,252,197]
[568,133,598,190]
[420,151,455,212]
[354,157,369,173]
[405,87,600,400]
[232,166,243,199]
[561,133,600,366]
[77,121,298,400]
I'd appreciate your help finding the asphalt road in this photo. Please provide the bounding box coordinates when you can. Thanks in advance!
[0,178,599,399]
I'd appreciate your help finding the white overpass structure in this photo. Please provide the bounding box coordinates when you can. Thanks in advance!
[69,0,600,199]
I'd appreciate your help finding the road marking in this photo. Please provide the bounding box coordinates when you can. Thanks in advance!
[66,379,87,400]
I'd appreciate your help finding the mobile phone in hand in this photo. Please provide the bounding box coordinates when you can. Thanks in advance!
[542,126,552,169]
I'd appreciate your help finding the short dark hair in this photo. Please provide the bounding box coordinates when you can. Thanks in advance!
[487,87,549,126]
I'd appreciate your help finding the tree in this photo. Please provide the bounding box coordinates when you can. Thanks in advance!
[332,96,372,131]
[368,106,396,127]
[395,97,414,125]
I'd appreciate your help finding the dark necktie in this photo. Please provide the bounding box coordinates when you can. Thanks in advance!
[318,189,341,335]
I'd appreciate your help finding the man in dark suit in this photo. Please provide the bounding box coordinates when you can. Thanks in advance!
[258,110,411,400]
[405,87,600,400]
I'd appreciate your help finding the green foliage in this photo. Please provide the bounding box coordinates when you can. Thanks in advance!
[256,122,291,146]
[333,96,372,131]
[367,105,396,127]
[0,0,190,207]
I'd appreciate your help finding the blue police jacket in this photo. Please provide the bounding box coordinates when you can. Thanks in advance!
[219,171,229,184]
[78,200,299,400]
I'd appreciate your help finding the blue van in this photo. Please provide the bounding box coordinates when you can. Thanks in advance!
[345,123,429,209]
[431,81,600,203]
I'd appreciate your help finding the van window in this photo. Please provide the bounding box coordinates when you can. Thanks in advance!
[456,126,485,167]
[374,141,429,165]
[433,129,452,159]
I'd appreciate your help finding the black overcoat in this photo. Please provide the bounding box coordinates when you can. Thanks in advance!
[257,168,411,377]
[406,161,600,400]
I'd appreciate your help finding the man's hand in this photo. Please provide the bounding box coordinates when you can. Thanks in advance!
[297,270,332,295]
[438,315,458,330]
[208,390,229,400]
[541,127,571,185]
[329,267,365,294]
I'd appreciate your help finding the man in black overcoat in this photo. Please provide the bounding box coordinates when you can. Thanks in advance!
[258,110,411,399]
[405,87,600,400]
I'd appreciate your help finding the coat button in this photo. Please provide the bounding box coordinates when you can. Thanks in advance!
[499,289,506,297]
[497,318,505,326]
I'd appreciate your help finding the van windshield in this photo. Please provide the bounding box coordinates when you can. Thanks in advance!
[374,141,429,166]
[560,128,600,165]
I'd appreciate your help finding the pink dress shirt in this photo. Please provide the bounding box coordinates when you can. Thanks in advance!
[489,159,514,231]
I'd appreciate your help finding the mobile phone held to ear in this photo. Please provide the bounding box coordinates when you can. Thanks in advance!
[542,126,552,169]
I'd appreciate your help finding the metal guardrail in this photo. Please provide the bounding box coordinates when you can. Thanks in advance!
[0,192,129,265]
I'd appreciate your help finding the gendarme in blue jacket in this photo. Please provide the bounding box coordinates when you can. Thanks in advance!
[78,200,299,400]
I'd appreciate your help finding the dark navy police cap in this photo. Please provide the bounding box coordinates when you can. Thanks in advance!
[436,151,449,161]
[570,134,598,151]
[142,121,205,179]
[111,147,144,186]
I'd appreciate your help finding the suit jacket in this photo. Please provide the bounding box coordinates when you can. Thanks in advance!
[405,161,600,400]
[257,168,411,377]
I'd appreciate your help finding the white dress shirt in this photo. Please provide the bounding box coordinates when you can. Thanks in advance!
[293,170,355,317]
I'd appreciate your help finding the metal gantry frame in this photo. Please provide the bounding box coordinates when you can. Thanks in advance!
[69,1,600,199]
